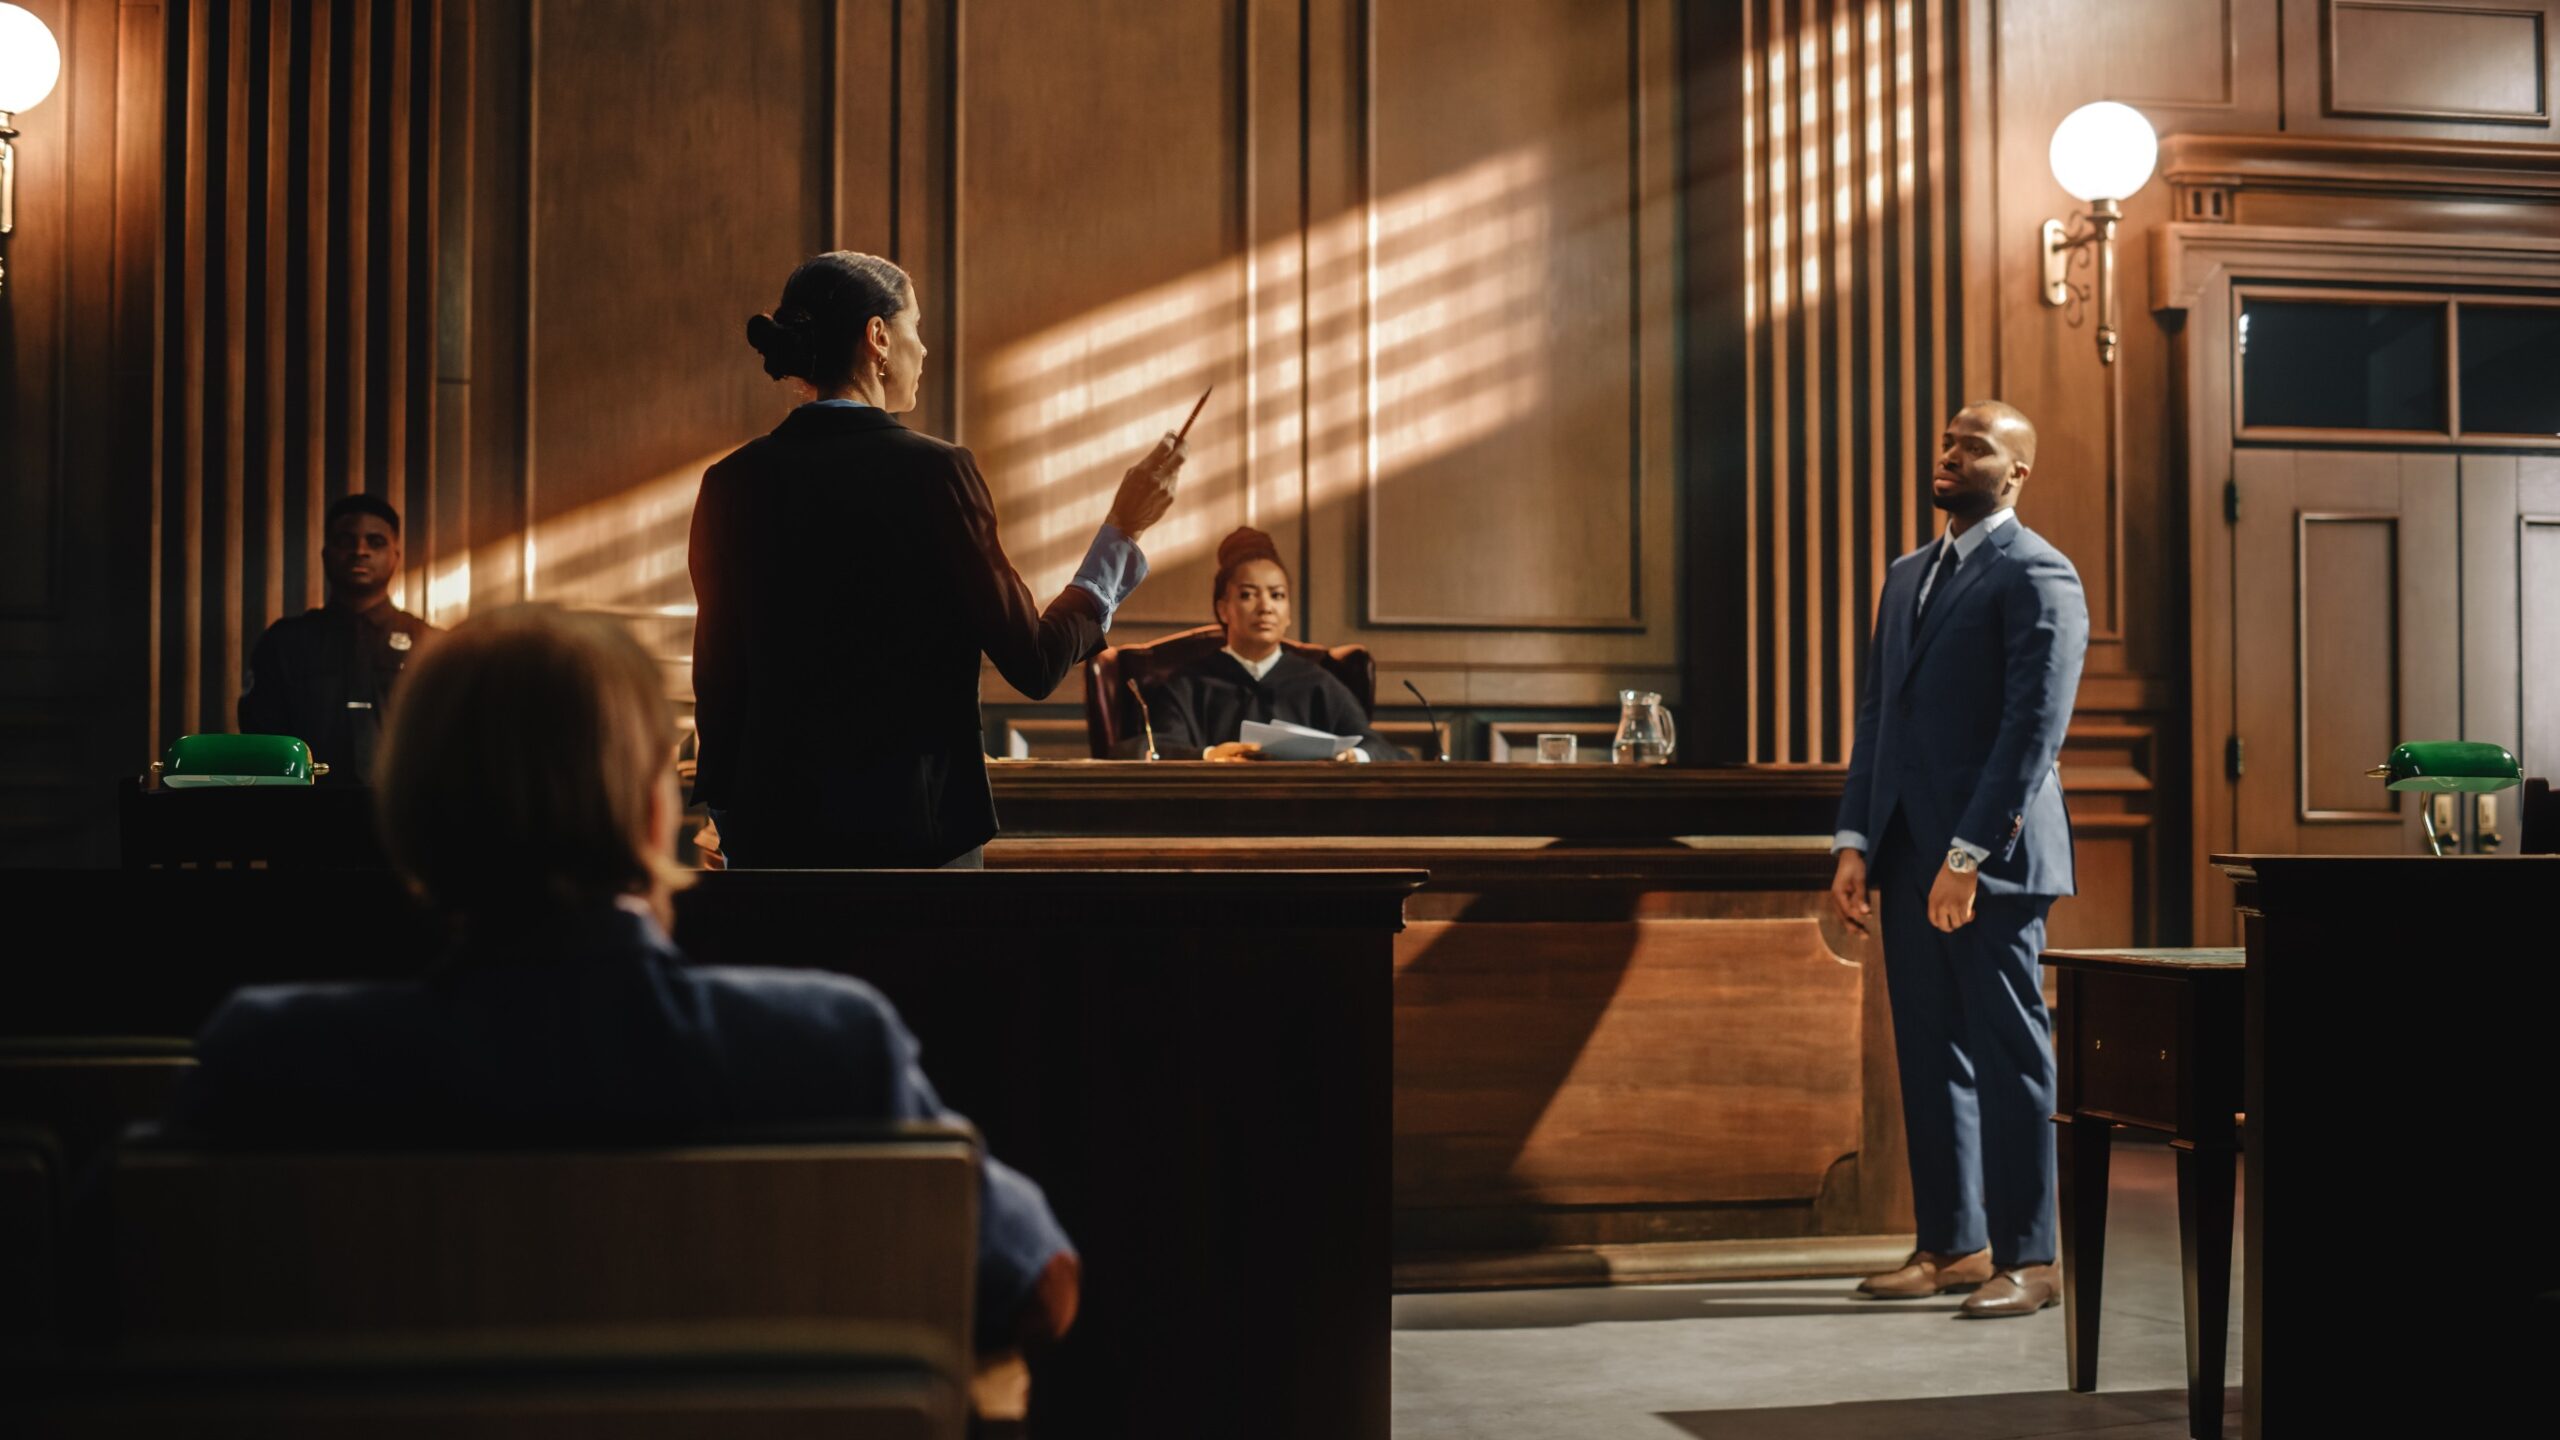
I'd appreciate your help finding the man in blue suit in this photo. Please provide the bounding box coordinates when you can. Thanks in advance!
[1832,400,2088,1318]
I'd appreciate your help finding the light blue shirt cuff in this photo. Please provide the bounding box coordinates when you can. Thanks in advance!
[1951,837,1990,864]
[1067,523,1148,631]
[1832,830,1868,855]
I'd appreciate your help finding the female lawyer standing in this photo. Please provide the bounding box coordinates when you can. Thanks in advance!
[690,251,1185,867]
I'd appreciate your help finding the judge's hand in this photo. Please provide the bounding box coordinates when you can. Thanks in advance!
[1203,741,1265,763]
[1928,862,1979,932]
[1829,849,1872,937]
[1105,435,1187,540]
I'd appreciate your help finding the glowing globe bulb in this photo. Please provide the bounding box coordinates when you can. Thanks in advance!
[2048,101,2157,204]
[0,3,62,115]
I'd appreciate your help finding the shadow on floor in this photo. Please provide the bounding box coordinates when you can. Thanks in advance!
[1393,1284,1991,1330]
[1658,1387,2231,1440]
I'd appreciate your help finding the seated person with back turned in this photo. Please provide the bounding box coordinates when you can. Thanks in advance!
[167,603,1078,1354]
[237,493,439,785]
[1120,526,1407,762]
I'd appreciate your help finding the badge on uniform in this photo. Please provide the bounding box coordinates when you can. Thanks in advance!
[388,631,413,652]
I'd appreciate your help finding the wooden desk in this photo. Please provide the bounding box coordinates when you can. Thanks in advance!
[0,866,1419,1440]
[2043,947,2245,1440]
[109,766,1914,1287]
[984,762,1917,1288]
[2212,854,2560,1438]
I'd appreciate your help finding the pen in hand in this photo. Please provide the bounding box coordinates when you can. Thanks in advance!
[1108,388,1209,537]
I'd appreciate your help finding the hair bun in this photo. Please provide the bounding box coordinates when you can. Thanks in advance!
[745,311,816,382]
[1216,525,1282,571]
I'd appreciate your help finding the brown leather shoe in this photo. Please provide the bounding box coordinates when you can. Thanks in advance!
[1855,1248,1993,1299]
[1957,1264,2060,1318]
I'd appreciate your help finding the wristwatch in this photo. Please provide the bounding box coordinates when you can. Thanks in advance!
[1944,847,1979,875]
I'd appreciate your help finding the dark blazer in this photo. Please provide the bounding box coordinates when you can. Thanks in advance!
[689,404,1106,865]
[1836,516,2089,898]
[164,902,1072,1350]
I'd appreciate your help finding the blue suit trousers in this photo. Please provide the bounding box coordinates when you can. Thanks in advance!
[1875,823,2059,1268]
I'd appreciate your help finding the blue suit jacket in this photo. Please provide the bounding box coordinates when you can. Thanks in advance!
[165,904,1070,1350]
[1837,517,2089,898]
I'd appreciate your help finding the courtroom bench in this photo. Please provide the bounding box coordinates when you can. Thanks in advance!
[980,762,1917,1290]
[0,865,1418,1440]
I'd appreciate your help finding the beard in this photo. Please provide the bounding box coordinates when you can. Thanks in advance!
[1930,483,1999,520]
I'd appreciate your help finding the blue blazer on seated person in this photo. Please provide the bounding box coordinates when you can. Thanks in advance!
[1836,516,2087,897]
[164,902,1069,1351]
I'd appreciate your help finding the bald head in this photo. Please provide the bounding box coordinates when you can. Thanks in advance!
[1961,400,2038,468]
[1933,401,2038,525]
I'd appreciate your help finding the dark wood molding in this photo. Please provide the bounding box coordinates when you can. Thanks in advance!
[2158,130,2560,205]
[985,759,1845,839]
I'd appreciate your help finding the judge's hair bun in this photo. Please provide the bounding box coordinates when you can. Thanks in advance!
[1216,526,1283,571]
[1211,525,1291,614]
[746,250,913,386]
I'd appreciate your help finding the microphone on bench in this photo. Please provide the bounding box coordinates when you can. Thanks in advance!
[1403,680,1447,762]
[1127,679,1160,761]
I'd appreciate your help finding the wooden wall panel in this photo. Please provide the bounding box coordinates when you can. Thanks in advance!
[147,0,453,757]
[2294,0,2559,137]
[0,0,71,618]
[1395,916,1863,1210]
[1979,0,2307,944]
[522,0,830,630]
[1736,0,1966,764]
[0,0,146,865]
[952,0,1258,635]
[2524,512,2560,781]
[1363,0,1639,631]
[1303,0,1680,711]
[2296,515,2400,817]
[2326,1,2548,124]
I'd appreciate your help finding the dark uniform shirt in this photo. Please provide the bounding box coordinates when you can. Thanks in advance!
[237,602,438,784]
[1122,650,1408,760]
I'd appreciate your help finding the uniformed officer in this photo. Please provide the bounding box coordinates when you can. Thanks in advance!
[238,493,439,784]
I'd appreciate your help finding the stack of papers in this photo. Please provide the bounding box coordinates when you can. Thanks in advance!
[1240,719,1359,760]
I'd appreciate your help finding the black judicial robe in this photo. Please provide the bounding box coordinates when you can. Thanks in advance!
[689,404,1106,865]
[1125,651,1408,760]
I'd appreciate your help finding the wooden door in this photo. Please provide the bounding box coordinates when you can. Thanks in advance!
[2229,449,2461,863]
[2459,455,2560,845]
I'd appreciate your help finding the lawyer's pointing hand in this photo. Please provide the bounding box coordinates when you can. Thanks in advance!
[1106,435,1186,541]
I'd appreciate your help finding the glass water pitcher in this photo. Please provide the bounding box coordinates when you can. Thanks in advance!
[1613,691,1676,765]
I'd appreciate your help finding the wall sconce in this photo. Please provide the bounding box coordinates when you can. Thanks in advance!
[0,2,64,299]
[2040,102,2158,367]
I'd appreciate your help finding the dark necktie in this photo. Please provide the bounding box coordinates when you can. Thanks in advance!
[1915,541,1958,625]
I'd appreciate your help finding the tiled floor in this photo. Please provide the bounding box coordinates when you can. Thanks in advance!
[1393,1138,2240,1439]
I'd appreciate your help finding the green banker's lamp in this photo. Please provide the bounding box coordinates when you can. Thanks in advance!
[2368,741,2521,856]
[149,733,328,788]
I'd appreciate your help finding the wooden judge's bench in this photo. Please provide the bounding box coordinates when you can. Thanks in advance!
[983,760,1913,1286]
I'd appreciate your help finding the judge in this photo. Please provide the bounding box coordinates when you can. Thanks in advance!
[1123,527,1407,762]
